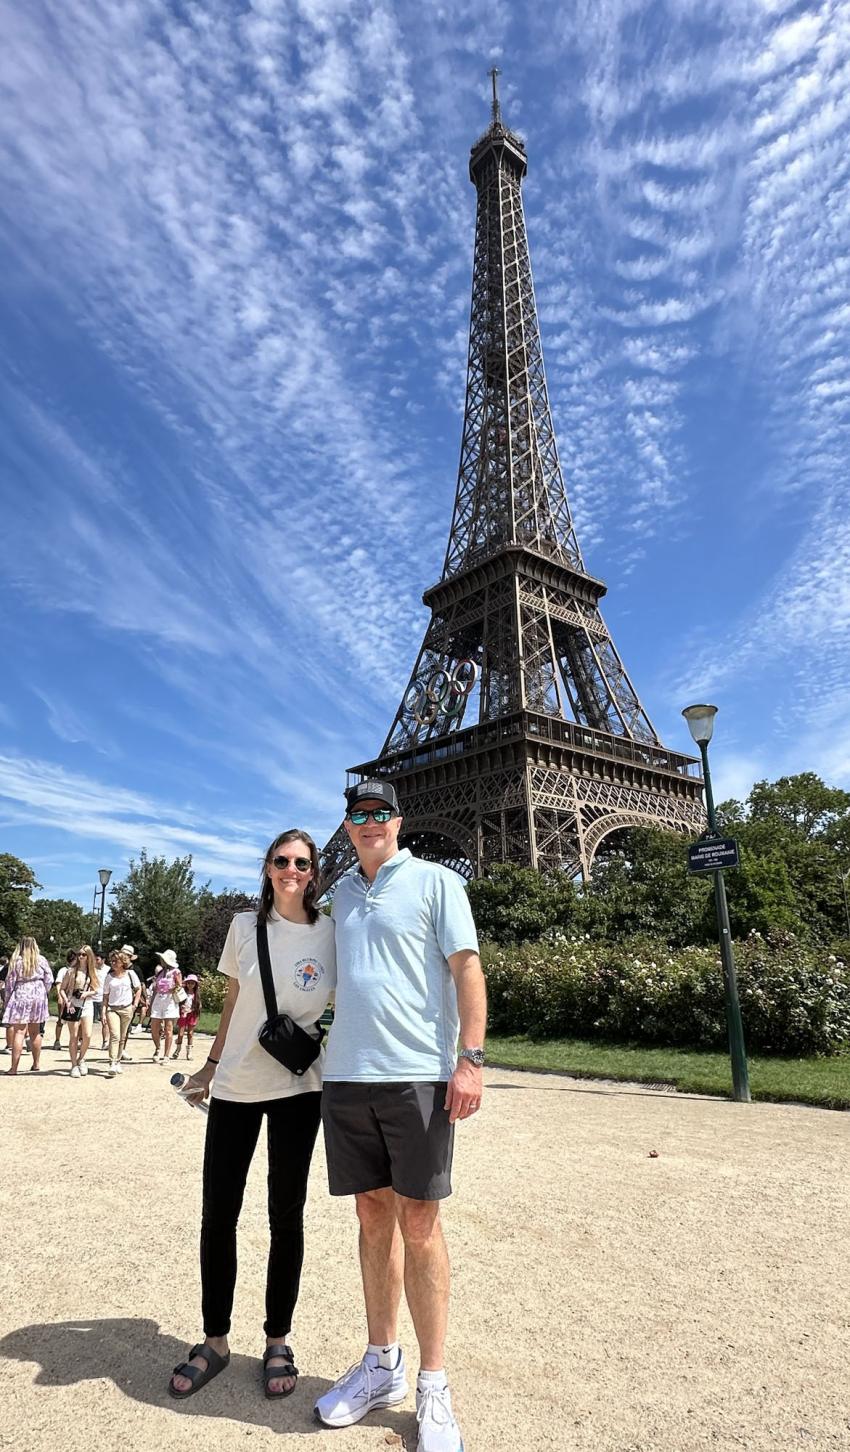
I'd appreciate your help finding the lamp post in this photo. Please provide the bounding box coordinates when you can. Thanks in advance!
[97,868,112,954]
[682,704,751,1104]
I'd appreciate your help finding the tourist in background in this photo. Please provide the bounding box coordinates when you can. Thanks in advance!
[2,937,53,1074]
[173,974,201,1061]
[103,949,142,1075]
[149,949,183,1064]
[92,951,110,1050]
[60,944,99,1077]
[51,951,77,1050]
[168,829,335,1402]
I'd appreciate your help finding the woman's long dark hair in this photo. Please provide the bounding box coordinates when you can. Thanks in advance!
[257,829,321,926]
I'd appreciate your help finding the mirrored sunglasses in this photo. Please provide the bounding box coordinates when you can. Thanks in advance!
[347,807,394,825]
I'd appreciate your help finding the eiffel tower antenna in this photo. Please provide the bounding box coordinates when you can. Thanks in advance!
[489,66,502,124]
[321,79,704,887]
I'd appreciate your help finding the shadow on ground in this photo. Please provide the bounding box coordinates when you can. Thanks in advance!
[0,1319,417,1440]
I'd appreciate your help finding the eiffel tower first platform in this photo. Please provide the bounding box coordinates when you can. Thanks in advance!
[321,75,704,887]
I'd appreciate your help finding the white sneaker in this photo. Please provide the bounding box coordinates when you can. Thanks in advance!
[107,1063,116,1077]
[121,1052,133,1062]
[70,1065,81,1078]
[416,1382,463,1452]
[113,1060,123,1074]
[315,1350,408,1427]
[79,1062,88,1076]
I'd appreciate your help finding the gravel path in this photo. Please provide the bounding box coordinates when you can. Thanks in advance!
[2,1036,848,1452]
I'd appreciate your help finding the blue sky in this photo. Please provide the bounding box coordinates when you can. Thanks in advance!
[2,0,849,906]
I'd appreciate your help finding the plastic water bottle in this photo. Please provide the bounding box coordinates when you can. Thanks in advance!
[171,1071,209,1115]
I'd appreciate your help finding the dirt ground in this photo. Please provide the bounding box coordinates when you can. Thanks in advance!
[1,1029,848,1452]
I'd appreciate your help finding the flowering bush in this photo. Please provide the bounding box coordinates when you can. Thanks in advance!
[482,934,850,1056]
[197,970,228,1015]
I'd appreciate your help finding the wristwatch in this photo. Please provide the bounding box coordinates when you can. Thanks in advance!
[458,1047,485,1068]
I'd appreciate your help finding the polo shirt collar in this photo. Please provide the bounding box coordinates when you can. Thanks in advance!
[357,847,411,885]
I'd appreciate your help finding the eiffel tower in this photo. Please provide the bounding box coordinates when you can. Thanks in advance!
[321,73,704,887]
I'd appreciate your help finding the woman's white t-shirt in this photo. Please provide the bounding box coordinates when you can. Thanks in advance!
[212,909,336,1104]
[104,969,141,1008]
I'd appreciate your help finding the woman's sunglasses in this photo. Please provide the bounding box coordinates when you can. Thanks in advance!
[271,854,312,872]
[347,807,394,825]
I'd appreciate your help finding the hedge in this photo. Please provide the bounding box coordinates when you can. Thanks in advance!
[481,933,850,1057]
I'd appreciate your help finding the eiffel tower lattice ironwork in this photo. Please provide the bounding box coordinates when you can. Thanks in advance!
[321,75,704,887]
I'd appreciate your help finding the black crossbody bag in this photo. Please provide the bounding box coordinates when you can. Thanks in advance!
[256,922,324,1076]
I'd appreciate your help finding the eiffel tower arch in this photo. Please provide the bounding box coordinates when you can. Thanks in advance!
[321,74,704,888]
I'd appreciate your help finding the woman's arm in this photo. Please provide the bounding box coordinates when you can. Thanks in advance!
[181,977,239,1102]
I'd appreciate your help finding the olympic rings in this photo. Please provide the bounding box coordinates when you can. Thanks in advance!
[410,660,478,726]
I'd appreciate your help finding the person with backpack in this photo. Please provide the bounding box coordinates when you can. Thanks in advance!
[103,949,142,1075]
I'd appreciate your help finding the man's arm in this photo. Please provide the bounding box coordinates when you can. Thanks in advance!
[444,948,487,1124]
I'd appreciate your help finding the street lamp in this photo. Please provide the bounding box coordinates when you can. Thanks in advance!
[682,704,751,1104]
[97,868,112,954]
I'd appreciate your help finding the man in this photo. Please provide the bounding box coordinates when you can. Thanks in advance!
[315,780,486,1452]
[91,952,109,1050]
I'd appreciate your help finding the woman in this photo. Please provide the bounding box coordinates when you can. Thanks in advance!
[2,937,53,1073]
[103,949,142,1075]
[148,949,183,1063]
[168,829,335,1402]
[59,944,99,1077]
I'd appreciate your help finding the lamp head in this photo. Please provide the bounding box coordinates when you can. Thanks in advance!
[682,703,718,746]
[98,868,112,887]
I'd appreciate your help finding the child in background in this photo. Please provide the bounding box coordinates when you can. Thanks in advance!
[173,974,201,1061]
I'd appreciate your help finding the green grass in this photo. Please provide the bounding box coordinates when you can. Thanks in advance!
[486,1034,850,1110]
[194,1011,849,1109]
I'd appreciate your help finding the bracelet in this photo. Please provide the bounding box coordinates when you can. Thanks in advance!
[206,1055,220,1066]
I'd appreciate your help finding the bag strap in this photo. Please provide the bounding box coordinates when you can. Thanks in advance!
[256,922,279,1022]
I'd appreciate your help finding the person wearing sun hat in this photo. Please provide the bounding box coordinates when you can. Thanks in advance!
[173,972,202,1061]
[149,948,183,1064]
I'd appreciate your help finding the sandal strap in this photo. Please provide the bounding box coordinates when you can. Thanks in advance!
[263,1345,298,1379]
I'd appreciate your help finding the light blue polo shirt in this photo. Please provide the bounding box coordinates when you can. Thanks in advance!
[324,849,479,1082]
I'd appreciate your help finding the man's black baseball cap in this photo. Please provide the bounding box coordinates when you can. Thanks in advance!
[344,778,400,813]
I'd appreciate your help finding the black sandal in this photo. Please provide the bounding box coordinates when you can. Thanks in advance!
[168,1342,230,1399]
[262,1343,299,1400]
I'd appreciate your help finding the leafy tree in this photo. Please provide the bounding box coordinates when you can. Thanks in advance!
[107,852,206,971]
[718,773,850,942]
[579,829,712,946]
[467,863,577,944]
[196,888,256,972]
[0,854,40,950]
[26,898,94,961]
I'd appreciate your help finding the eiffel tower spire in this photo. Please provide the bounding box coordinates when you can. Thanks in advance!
[321,84,704,885]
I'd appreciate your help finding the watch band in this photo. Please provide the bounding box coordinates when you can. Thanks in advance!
[459,1047,485,1068]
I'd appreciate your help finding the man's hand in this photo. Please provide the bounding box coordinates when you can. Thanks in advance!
[444,1057,483,1123]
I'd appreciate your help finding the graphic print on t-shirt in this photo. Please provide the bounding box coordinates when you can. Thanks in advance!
[293,959,325,991]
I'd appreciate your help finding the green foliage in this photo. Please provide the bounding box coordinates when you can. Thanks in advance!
[197,970,228,1016]
[0,854,41,950]
[467,863,577,943]
[196,889,256,973]
[578,830,712,945]
[482,935,850,1057]
[107,851,207,971]
[26,898,94,961]
[717,773,850,942]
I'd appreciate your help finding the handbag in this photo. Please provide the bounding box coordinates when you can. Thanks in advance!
[62,1003,83,1023]
[256,922,323,1076]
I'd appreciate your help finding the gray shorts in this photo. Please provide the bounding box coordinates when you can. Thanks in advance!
[322,1081,454,1201]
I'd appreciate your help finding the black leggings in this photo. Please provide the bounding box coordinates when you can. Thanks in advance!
[200,1092,322,1338]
